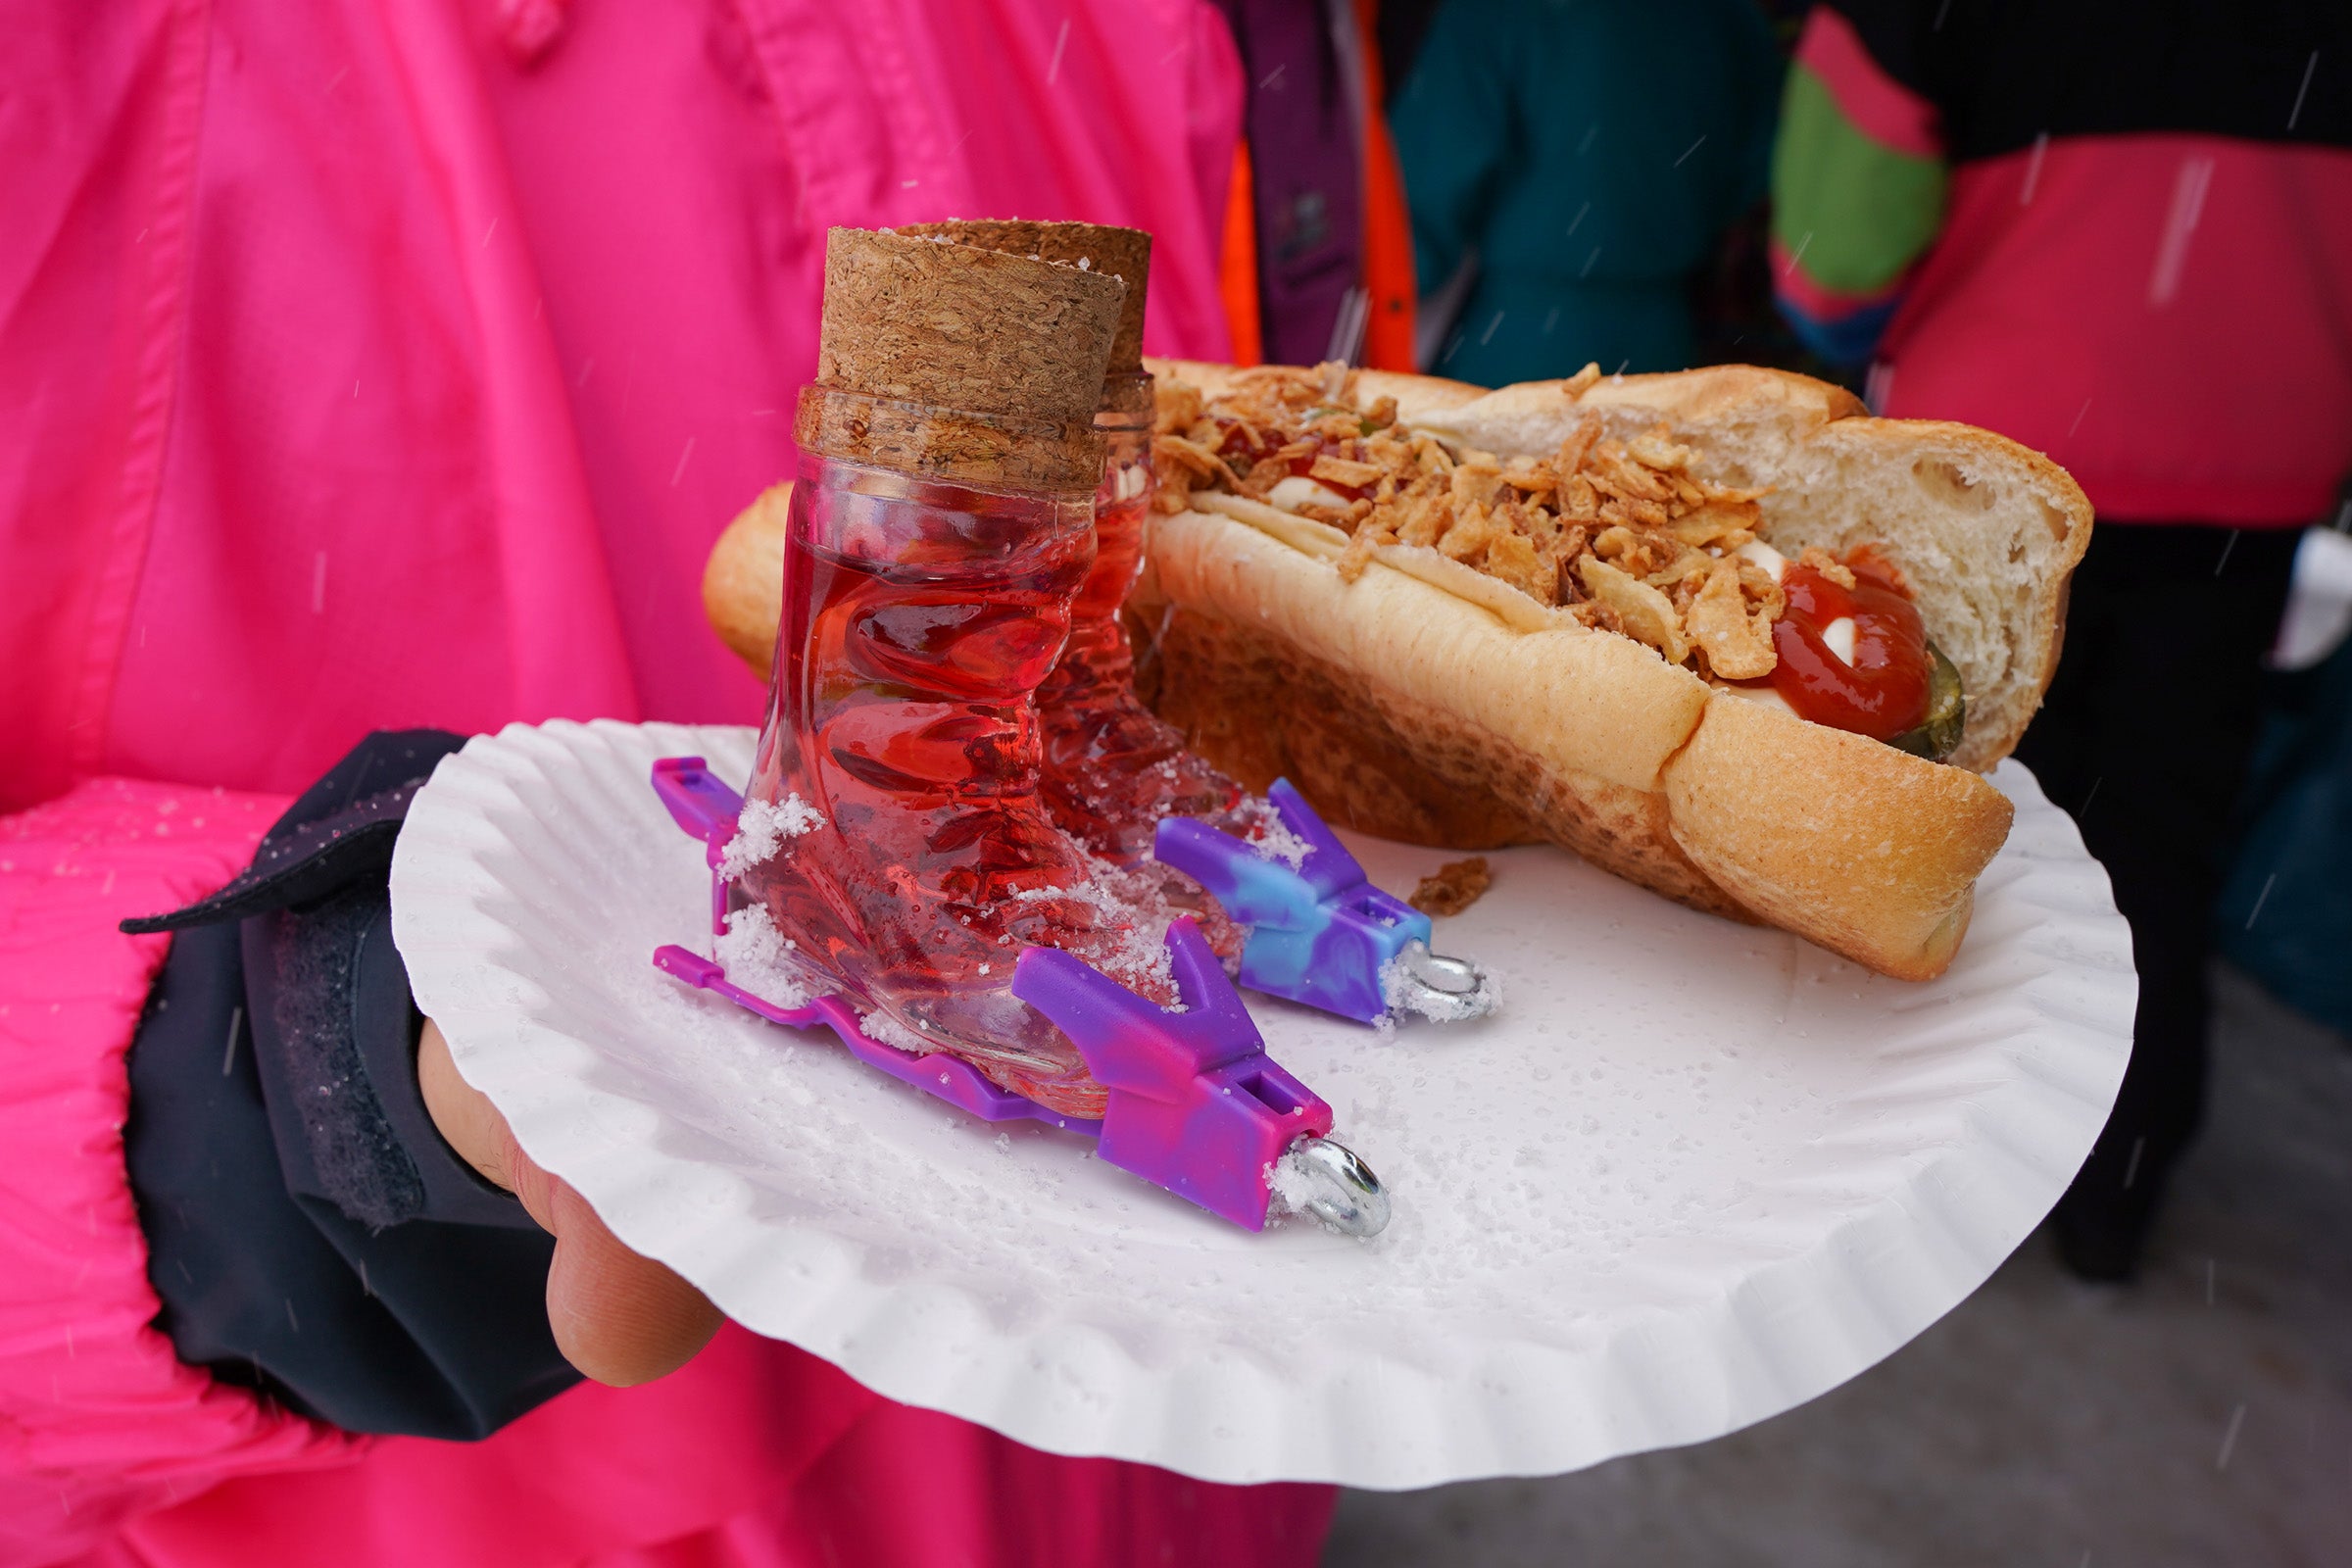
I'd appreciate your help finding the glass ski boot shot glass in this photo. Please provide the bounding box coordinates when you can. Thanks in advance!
[729,227,1156,1120]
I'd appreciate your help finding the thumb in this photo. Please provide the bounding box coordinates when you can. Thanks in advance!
[537,1177,727,1386]
[418,1019,724,1385]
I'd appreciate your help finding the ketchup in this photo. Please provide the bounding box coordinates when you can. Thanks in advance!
[1217,418,1371,500]
[1767,562,1932,741]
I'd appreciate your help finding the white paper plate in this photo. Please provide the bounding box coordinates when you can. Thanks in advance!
[391,719,2133,1490]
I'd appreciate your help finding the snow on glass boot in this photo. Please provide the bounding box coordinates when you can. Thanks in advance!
[728,228,1167,1122]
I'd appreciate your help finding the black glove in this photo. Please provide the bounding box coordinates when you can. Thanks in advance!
[122,731,582,1438]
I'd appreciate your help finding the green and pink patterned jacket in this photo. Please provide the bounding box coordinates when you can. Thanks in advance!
[1772,0,2350,526]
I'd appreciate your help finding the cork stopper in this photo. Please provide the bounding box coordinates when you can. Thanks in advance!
[817,227,1126,425]
[893,220,1152,381]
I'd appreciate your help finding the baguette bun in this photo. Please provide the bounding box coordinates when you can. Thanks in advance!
[1130,362,2090,981]
[702,362,2090,981]
[705,479,792,673]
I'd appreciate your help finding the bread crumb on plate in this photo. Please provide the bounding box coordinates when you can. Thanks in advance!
[1410,857,1492,917]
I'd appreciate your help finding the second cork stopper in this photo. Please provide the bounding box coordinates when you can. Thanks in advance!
[893,220,1152,391]
[817,227,1128,426]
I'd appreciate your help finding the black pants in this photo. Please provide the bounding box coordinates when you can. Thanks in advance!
[2012,522,2301,1240]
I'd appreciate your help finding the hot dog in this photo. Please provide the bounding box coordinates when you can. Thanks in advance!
[1128,359,2093,980]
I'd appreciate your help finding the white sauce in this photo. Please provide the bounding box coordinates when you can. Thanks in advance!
[1735,538,1788,583]
[1822,615,1858,665]
[1719,682,1800,716]
[1267,474,1351,513]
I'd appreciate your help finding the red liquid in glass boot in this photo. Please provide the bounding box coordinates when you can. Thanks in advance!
[737,457,1173,1120]
[1039,414,1245,861]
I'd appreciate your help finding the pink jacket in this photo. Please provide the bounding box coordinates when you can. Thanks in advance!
[0,2,1333,1564]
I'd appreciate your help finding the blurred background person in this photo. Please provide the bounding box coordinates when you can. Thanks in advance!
[1387,0,1783,383]
[2216,501,2352,1048]
[1773,0,2351,1280]
[1211,0,1419,369]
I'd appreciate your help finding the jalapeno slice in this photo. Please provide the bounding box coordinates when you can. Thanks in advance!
[1886,640,1966,762]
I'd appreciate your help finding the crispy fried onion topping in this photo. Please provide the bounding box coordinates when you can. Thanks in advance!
[1152,362,1815,681]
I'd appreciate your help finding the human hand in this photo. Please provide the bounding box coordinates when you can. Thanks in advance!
[417,1019,723,1385]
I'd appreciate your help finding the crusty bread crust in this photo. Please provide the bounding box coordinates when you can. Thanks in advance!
[1141,600,1749,916]
[1434,363,1868,440]
[1661,695,2012,980]
[705,480,792,672]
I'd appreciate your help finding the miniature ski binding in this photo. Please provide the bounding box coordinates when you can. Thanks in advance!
[648,757,1389,1236]
[1152,779,1498,1025]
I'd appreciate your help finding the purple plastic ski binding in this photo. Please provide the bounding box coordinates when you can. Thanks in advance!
[650,758,1097,1131]
[1153,779,1496,1025]
[647,758,1390,1235]
[1014,917,1342,1231]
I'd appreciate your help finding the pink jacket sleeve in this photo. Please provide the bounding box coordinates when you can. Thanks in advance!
[0,779,359,1567]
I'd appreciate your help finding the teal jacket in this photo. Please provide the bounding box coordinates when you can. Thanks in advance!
[1391,0,1781,384]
